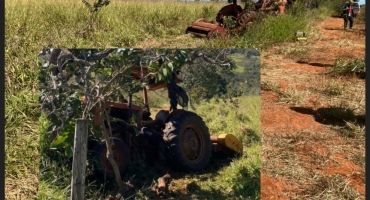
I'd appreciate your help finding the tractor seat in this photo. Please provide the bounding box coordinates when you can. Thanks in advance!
[142,110,169,128]
[155,110,169,123]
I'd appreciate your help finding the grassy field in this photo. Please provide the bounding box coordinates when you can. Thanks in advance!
[5,0,310,49]
[5,0,362,199]
[4,2,264,198]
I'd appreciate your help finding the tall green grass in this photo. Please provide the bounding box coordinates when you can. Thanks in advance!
[241,14,308,48]
[5,0,310,49]
[5,0,315,198]
[310,0,343,17]
[5,0,225,48]
[204,5,309,49]
[190,96,261,199]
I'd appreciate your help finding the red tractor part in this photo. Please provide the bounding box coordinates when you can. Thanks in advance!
[83,65,184,127]
[186,0,290,38]
[236,10,256,28]
[185,18,227,38]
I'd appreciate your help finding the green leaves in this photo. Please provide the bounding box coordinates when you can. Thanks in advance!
[162,67,168,77]
[82,0,111,14]
[153,67,172,83]
[156,72,163,82]
[167,62,174,71]
[224,16,237,29]
[97,67,112,77]
[148,63,159,73]
[50,120,75,157]
[179,50,188,59]
[40,48,241,158]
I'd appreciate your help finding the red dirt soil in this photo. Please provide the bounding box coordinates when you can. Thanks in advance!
[261,174,295,200]
[260,17,365,198]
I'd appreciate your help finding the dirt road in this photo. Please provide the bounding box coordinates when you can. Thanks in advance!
[260,17,365,199]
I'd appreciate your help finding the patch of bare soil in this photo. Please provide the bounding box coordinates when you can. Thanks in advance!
[260,174,295,200]
[260,17,365,199]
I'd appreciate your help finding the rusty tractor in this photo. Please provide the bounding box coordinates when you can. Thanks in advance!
[86,66,243,178]
[186,0,291,38]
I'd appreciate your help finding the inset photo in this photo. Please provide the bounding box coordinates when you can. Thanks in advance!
[38,48,260,199]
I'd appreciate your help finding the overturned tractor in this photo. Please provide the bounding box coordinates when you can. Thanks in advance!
[186,0,290,38]
[87,66,243,178]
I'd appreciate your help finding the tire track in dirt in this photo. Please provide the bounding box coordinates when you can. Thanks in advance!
[260,17,365,199]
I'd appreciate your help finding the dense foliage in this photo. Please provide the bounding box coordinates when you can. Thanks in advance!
[39,48,258,157]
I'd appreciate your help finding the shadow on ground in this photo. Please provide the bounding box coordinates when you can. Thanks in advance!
[331,15,344,18]
[324,27,346,31]
[85,151,260,200]
[296,60,333,67]
[324,27,365,35]
[167,158,260,200]
[290,106,365,126]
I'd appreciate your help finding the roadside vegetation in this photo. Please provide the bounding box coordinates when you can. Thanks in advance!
[5,0,311,50]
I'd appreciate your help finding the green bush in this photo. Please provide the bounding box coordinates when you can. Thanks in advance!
[314,0,346,17]
[329,57,365,78]
[356,5,366,23]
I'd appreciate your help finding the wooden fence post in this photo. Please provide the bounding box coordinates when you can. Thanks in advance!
[70,119,89,200]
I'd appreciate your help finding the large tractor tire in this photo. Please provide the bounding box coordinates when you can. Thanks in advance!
[163,111,212,171]
[91,138,130,178]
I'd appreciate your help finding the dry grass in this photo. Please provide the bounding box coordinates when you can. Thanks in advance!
[262,126,364,198]
[260,14,365,197]
[300,174,363,200]
[276,46,310,60]
[261,80,280,93]
[278,86,310,105]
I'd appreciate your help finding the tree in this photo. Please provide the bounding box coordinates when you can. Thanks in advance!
[180,49,242,104]
[39,48,237,196]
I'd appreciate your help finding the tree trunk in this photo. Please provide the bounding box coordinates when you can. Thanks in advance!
[101,109,124,189]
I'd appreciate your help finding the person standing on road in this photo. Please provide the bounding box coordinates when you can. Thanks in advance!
[342,0,355,30]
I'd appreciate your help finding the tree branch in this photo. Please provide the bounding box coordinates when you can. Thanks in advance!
[49,49,62,65]
[100,100,124,189]
[92,48,117,60]
[101,66,128,94]
[187,50,232,68]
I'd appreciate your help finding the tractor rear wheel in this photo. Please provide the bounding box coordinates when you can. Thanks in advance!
[163,111,212,171]
[91,138,130,178]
